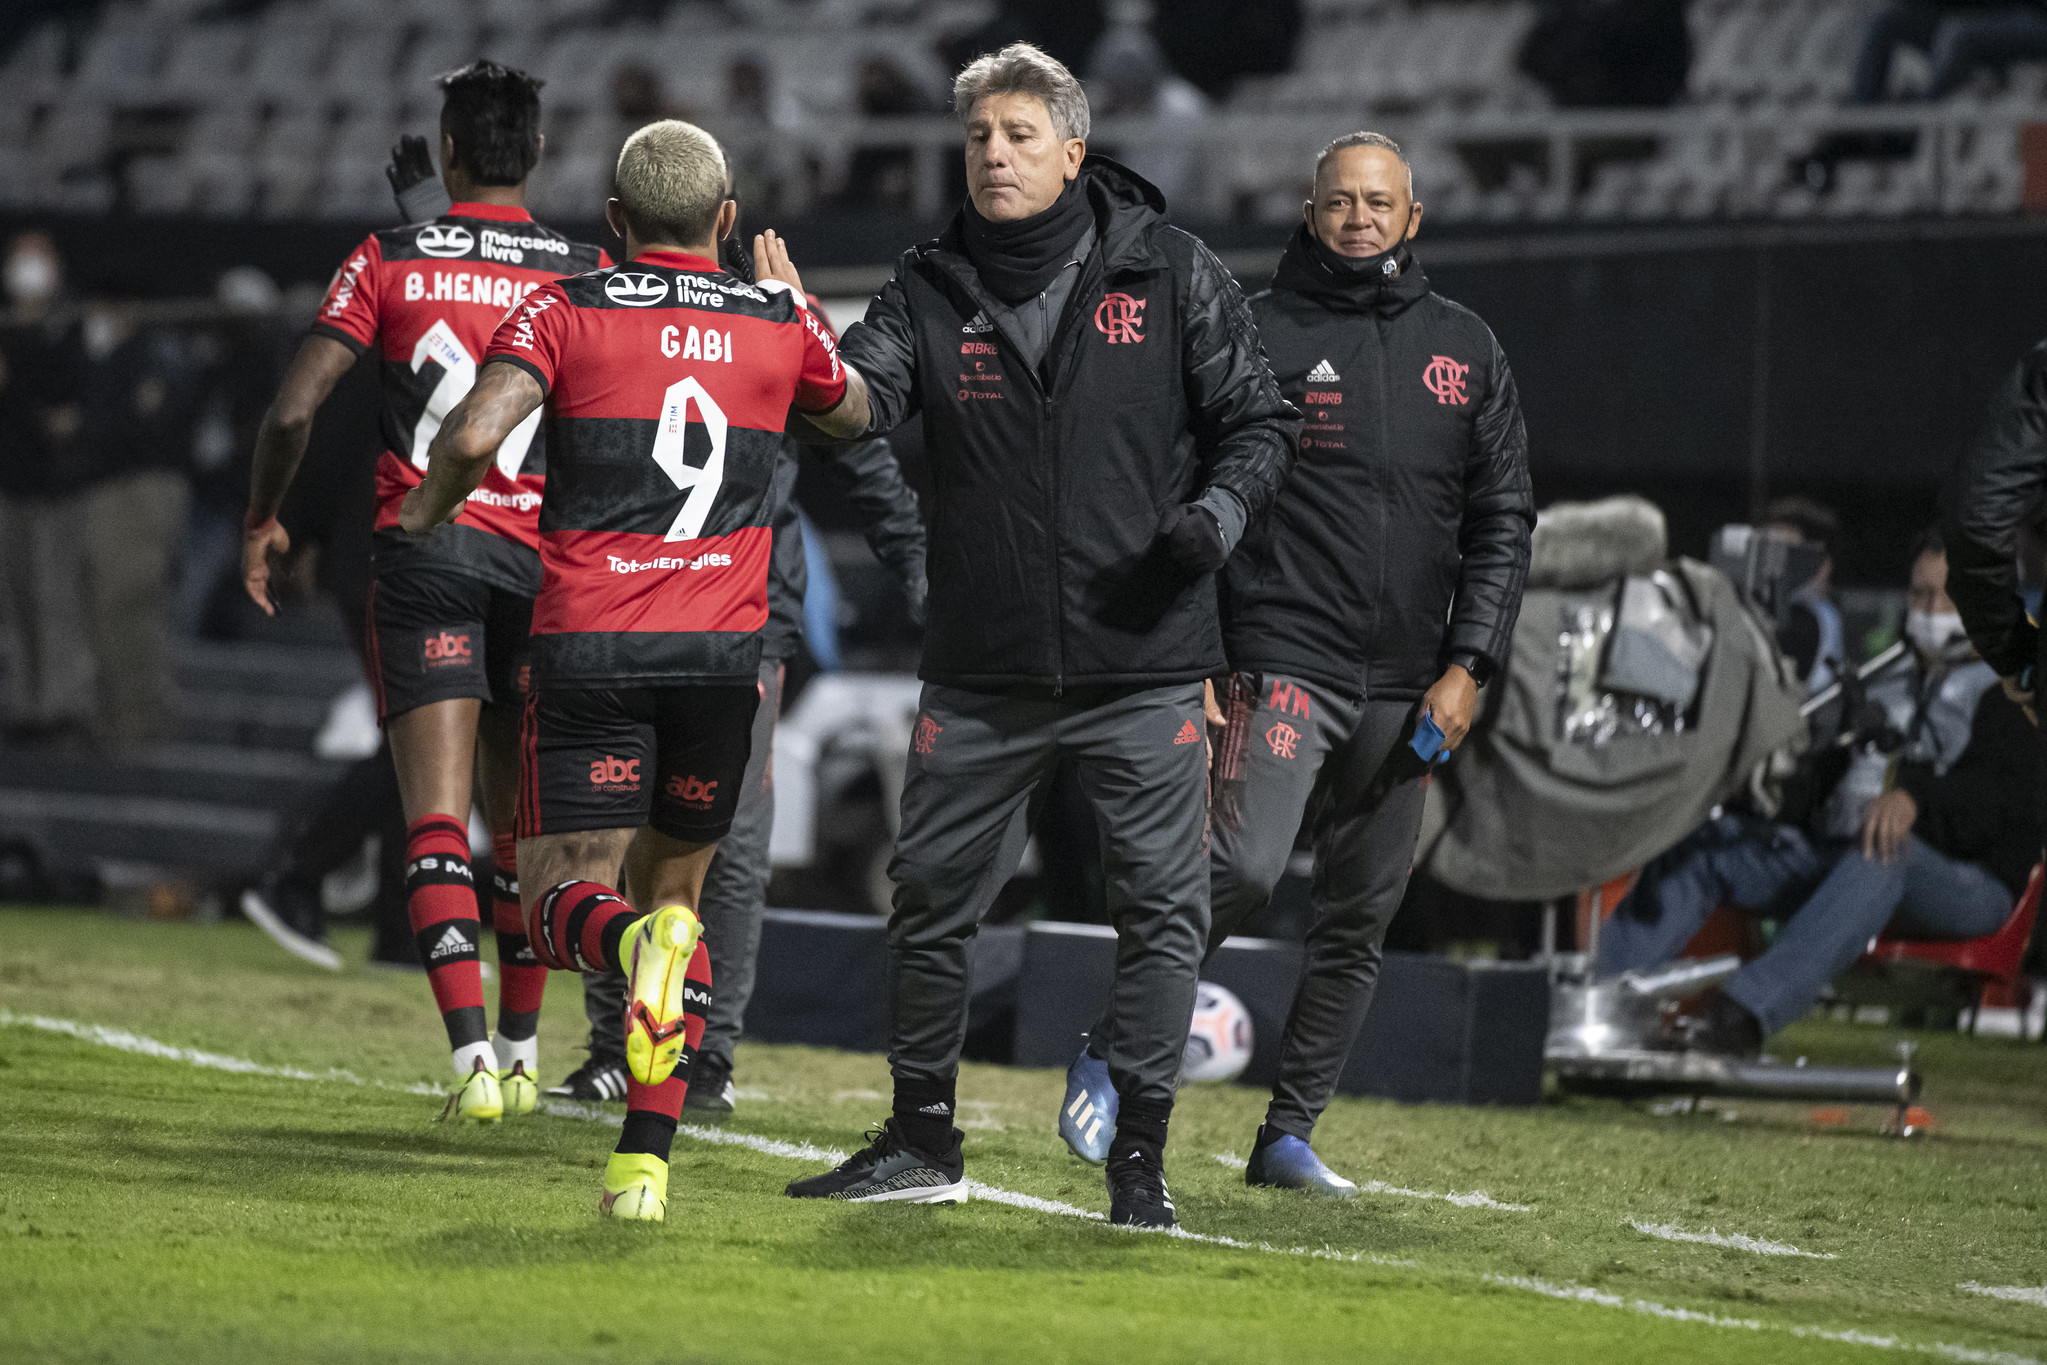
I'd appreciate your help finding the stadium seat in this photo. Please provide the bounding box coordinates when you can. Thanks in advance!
[1862,861,2043,1019]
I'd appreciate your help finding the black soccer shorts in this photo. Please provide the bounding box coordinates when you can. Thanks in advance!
[517,684,759,844]
[365,566,532,722]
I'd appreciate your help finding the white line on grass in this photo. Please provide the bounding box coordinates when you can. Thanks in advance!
[1629,1219,1838,1259]
[8,1011,2038,1365]
[1960,1285,2047,1309]
[1212,1151,1533,1212]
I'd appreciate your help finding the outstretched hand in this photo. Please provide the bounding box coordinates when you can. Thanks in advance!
[753,230,806,296]
[241,516,291,617]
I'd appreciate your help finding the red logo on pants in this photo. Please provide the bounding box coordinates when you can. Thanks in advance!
[423,631,472,667]
[913,716,943,755]
[1266,722,1300,759]
[665,775,719,809]
[589,755,640,787]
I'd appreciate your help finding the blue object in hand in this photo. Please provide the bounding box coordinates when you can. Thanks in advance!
[1410,712,1449,764]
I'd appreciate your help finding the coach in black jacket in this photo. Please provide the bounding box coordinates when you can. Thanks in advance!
[1944,336,2047,724]
[786,42,1297,1228]
[1203,132,1533,1195]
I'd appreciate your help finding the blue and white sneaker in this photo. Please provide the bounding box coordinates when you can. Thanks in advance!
[1244,1126,1358,1198]
[1058,1045,1118,1164]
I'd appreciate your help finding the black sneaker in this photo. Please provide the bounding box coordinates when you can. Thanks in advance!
[1684,992,1764,1059]
[785,1120,968,1203]
[1107,1143,1177,1229]
[684,1052,736,1113]
[546,1055,631,1102]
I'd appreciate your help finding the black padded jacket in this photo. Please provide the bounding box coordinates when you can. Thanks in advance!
[1944,337,2047,684]
[838,157,1299,691]
[1221,226,1535,701]
[761,433,926,661]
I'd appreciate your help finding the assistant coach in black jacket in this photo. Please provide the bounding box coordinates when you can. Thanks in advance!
[1944,336,2047,726]
[1200,132,1533,1195]
[786,42,1298,1228]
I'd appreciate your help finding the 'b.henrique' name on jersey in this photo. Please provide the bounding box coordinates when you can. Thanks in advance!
[311,204,609,597]
[484,248,845,689]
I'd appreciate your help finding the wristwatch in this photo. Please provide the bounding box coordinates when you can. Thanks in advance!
[1448,651,1493,688]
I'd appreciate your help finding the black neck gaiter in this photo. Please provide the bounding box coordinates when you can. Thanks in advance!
[1303,221,1411,281]
[960,176,1093,304]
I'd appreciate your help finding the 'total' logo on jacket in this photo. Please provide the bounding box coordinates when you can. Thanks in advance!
[588,754,641,789]
[664,774,719,809]
[423,631,473,668]
[1423,355,1470,405]
[1094,292,1146,344]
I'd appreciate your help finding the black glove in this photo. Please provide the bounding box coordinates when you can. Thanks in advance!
[387,135,451,223]
[1157,502,1228,576]
[718,205,756,283]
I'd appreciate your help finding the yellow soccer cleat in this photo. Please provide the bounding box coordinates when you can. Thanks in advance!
[622,904,703,1087]
[440,1058,504,1124]
[498,1061,537,1117]
[600,1151,668,1222]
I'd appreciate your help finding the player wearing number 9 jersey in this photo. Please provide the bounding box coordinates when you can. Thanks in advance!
[400,119,871,1220]
[242,62,607,1121]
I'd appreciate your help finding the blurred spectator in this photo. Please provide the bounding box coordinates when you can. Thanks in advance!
[1085,27,1207,211]
[1519,0,1692,107]
[0,232,94,746]
[73,300,205,748]
[714,56,811,216]
[1601,530,2041,1053]
[1847,0,2047,104]
[838,56,939,214]
[943,0,1107,81]
[1761,495,1845,694]
[172,266,288,637]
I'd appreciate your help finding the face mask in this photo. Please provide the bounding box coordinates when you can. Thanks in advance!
[1905,609,1965,658]
[5,252,56,304]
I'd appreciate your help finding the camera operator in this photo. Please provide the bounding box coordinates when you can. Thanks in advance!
[1600,529,2041,1053]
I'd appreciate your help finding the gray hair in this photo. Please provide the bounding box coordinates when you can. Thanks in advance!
[615,119,729,244]
[1314,131,1413,195]
[953,42,1091,142]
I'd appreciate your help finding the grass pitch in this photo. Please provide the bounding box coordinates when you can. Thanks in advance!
[3,907,2045,1364]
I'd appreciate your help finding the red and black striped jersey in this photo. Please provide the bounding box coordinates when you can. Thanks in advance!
[310,202,611,596]
[484,248,846,687]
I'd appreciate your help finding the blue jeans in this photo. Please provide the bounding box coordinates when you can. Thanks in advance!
[1602,814,2013,1035]
[1850,0,2047,102]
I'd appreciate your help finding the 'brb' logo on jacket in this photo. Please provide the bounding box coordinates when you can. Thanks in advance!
[665,775,719,808]
[1094,292,1146,344]
[1423,355,1470,405]
[423,631,472,666]
[589,755,641,787]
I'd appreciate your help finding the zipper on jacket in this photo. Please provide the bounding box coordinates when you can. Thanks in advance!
[1370,315,1393,702]
[1046,394,1065,695]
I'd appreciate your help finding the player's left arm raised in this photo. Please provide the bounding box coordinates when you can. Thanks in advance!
[399,361,544,533]
[752,228,872,442]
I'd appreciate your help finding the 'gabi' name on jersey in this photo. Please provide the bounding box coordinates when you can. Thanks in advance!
[482,249,846,689]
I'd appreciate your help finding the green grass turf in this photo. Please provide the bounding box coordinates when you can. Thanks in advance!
[3,906,2045,1364]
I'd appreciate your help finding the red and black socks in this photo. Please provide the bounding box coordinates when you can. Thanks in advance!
[489,832,546,1073]
[404,814,490,1075]
[616,940,712,1163]
[530,879,641,975]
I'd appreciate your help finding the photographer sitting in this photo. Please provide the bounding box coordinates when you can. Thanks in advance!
[1600,529,2041,1053]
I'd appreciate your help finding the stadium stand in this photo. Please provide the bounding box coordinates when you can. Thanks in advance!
[1,0,2042,226]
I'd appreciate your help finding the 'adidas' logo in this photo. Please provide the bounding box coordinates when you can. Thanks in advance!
[1306,358,1341,384]
[429,925,468,960]
[961,311,993,334]
[917,1102,953,1116]
[1173,719,1202,745]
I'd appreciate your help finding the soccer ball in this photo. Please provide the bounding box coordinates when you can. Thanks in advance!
[1181,982,1253,1083]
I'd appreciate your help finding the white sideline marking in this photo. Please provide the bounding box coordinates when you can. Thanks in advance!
[1629,1219,1838,1259]
[1213,1151,1531,1212]
[1961,1285,2047,1309]
[9,1011,2040,1365]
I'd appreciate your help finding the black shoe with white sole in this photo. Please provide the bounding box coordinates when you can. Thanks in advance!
[684,1052,736,1113]
[546,1055,631,1102]
[1107,1142,1177,1229]
[784,1120,967,1203]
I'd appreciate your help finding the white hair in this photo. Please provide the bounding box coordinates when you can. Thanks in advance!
[615,119,729,243]
[953,42,1090,142]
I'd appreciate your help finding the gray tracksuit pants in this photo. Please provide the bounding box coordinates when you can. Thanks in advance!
[1206,672,1430,1140]
[581,657,783,1072]
[891,681,1211,1110]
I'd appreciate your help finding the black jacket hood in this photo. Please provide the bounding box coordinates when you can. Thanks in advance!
[1271,222,1430,318]
[936,155,1169,277]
